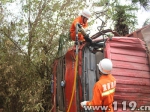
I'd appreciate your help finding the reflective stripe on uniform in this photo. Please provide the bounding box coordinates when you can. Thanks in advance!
[102,88,115,96]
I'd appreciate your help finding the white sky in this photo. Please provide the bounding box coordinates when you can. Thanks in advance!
[137,9,150,28]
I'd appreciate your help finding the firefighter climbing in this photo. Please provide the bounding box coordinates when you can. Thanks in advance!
[69,9,92,43]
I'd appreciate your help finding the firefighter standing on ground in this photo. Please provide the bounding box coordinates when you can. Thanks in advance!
[70,9,91,42]
[80,58,116,112]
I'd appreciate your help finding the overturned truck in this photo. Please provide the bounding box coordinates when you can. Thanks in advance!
[51,25,150,112]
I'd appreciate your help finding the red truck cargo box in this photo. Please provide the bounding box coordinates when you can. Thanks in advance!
[127,24,150,65]
[127,24,150,39]
[105,37,150,111]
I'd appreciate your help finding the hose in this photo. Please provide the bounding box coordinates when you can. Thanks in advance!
[67,54,78,112]
[67,23,79,112]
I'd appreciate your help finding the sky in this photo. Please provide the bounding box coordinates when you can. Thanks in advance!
[137,9,150,28]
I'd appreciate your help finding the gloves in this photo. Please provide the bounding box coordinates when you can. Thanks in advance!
[78,25,82,32]
[84,34,92,43]
[77,23,82,28]
[80,101,88,108]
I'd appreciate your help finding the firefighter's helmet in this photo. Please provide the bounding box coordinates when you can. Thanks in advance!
[81,9,91,19]
[97,58,113,74]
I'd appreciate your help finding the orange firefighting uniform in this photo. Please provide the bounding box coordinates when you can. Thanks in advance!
[70,16,88,41]
[86,74,116,112]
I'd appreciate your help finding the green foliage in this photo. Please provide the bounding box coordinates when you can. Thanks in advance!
[91,0,150,35]
[0,0,84,112]
[0,38,49,112]
[93,0,138,35]
[57,34,74,57]
[132,0,150,10]
[111,4,138,35]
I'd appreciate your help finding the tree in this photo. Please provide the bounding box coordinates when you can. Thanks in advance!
[132,0,150,11]
[0,0,85,111]
[91,0,138,35]
[111,4,138,35]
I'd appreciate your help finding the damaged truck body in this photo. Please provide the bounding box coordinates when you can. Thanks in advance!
[51,25,150,112]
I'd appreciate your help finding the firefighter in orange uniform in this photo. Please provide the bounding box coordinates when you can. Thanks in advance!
[80,58,116,112]
[70,9,91,41]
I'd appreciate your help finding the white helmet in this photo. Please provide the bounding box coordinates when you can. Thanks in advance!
[81,9,91,19]
[97,58,113,74]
